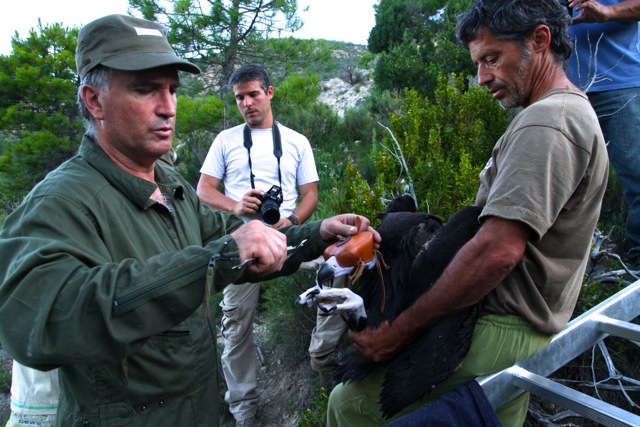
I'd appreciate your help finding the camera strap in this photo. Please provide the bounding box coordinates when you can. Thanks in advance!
[243,121,282,190]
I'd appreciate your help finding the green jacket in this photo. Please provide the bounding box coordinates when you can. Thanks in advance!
[0,137,326,426]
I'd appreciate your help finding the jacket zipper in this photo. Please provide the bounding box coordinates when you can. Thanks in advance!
[112,260,207,311]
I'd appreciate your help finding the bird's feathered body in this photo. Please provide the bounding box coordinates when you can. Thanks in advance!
[335,205,484,418]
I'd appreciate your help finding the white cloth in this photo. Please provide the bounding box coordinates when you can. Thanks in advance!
[9,361,59,416]
[200,123,319,222]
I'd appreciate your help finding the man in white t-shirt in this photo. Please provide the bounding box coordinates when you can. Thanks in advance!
[197,64,345,426]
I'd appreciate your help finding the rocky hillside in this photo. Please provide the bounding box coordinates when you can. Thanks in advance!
[318,72,373,118]
[311,42,372,114]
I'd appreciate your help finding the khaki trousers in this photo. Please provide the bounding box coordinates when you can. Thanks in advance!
[220,257,348,421]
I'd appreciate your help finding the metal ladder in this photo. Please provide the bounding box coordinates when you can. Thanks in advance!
[479,279,640,427]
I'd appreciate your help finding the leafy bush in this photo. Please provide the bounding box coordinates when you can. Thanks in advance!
[323,74,508,224]
[331,158,385,228]
[369,0,475,99]
[361,88,403,127]
[373,74,508,218]
[374,42,439,96]
[299,387,329,427]
[0,364,9,394]
[0,22,82,205]
[278,102,342,151]
[0,131,78,200]
[598,168,628,247]
[173,95,226,186]
[273,72,321,111]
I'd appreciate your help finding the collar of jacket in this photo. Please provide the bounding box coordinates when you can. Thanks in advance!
[79,135,185,210]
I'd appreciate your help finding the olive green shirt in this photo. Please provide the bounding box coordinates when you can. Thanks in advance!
[0,136,325,426]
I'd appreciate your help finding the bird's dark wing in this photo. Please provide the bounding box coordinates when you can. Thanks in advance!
[376,212,442,255]
[353,212,443,325]
[376,194,418,221]
[379,306,479,418]
[334,211,443,384]
[375,205,483,417]
[406,205,483,301]
[334,205,484,419]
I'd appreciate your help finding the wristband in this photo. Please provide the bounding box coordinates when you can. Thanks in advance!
[288,214,300,225]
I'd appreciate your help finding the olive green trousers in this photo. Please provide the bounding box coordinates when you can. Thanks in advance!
[327,314,553,427]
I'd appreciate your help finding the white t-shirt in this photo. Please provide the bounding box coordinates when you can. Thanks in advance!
[200,122,319,222]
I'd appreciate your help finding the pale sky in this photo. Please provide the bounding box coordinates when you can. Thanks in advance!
[0,0,377,55]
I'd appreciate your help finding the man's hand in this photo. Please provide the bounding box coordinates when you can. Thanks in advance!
[570,0,612,24]
[230,220,287,275]
[318,214,381,247]
[349,321,402,362]
[270,216,292,229]
[233,189,264,217]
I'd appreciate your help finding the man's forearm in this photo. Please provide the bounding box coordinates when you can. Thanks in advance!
[292,195,317,224]
[199,189,237,213]
[385,217,529,354]
[609,0,640,20]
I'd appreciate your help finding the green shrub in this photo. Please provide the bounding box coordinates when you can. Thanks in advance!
[361,89,403,127]
[0,364,9,394]
[598,168,628,247]
[374,42,438,97]
[373,74,508,219]
[298,386,329,427]
[0,361,10,424]
[331,158,385,228]
[0,131,78,202]
[173,129,216,187]
[278,102,342,151]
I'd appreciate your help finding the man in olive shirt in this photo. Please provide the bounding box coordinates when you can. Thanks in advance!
[0,14,379,427]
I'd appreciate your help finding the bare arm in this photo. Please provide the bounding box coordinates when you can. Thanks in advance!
[291,181,318,224]
[196,173,262,216]
[272,181,318,228]
[350,216,531,362]
[570,0,640,24]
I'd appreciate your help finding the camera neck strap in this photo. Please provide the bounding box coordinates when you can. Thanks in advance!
[243,121,282,190]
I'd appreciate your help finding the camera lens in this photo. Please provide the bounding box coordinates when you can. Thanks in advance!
[261,199,280,225]
[260,185,282,225]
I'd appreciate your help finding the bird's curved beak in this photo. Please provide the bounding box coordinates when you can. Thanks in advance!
[317,260,337,286]
[317,256,354,286]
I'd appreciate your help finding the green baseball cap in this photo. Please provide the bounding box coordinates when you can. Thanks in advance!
[76,14,200,79]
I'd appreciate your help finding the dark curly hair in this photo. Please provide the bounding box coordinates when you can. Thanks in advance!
[457,0,572,67]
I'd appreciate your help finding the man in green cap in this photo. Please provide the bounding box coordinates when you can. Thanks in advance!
[0,14,380,427]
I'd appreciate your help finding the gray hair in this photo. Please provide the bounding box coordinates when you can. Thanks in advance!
[77,65,113,138]
[228,64,271,94]
[457,0,572,68]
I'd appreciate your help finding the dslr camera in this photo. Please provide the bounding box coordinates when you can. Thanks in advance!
[259,185,283,225]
